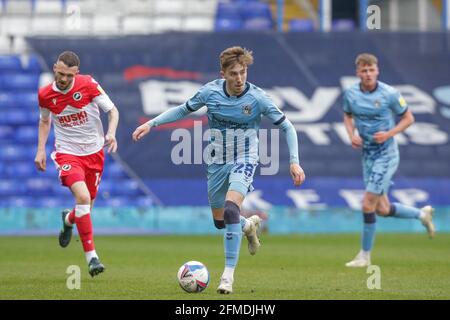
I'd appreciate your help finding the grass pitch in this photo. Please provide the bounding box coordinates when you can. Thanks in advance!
[0,234,449,300]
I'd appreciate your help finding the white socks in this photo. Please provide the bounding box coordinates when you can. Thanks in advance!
[85,250,98,264]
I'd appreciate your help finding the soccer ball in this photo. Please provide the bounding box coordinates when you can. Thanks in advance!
[177,261,209,293]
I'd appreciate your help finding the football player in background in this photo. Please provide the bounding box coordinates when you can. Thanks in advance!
[35,51,119,277]
[343,53,435,267]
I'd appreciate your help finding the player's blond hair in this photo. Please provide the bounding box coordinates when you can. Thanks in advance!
[355,53,378,67]
[220,46,254,71]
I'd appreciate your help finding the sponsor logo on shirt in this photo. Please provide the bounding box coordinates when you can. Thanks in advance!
[57,110,88,127]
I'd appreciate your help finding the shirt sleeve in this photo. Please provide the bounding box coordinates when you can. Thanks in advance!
[185,85,209,112]
[93,94,115,113]
[342,90,352,114]
[389,90,408,116]
[259,91,286,125]
[89,77,115,112]
[39,107,50,121]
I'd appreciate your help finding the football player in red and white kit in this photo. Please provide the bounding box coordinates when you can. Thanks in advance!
[34,51,119,277]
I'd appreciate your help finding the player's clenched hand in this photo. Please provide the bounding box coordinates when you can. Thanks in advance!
[105,133,118,153]
[34,150,46,171]
[351,135,363,149]
[132,123,151,142]
[290,163,305,186]
[373,131,391,144]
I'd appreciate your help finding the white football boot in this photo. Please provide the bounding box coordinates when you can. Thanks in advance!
[244,215,261,255]
[420,206,435,239]
[217,277,233,294]
[345,251,371,267]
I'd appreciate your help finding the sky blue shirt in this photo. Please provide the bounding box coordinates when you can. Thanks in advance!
[343,81,408,153]
[149,79,299,165]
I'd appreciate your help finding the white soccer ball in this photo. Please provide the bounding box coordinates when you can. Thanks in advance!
[177,261,209,293]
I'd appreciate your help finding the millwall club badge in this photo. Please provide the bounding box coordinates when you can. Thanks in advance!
[374,100,381,108]
[73,92,82,101]
[242,105,252,115]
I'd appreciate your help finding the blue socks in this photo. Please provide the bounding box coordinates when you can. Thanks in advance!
[362,213,376,252]
[389,203,420,219]
[223,201,243,268]
[224,223,242,268]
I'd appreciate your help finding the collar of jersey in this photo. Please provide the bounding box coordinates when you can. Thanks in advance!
[223,81,250,98]
[359,81,378,94]
[52,77,76,94]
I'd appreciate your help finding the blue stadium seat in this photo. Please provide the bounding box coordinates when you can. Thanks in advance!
[50,183,72,197]
[105,197,134,208]
[216,2,242,20]
[16,92,38,109]
[332,19,356,31]
[7,196,35,208]
[241,2,272,20]
[111,180,141,196]
[0,145,34,161]
[98,179,114,195]
[289,19,315,32]
[0,55,22,72]
[0,110,39,125]
[0,73,40,91]
[103,162,127,179]
[243,17,272,30]
[36,196,72,208]
[5,162,35,178]
[0,180,26,196]
[0,92,38,109]
[25,177,53,195]
[14,126,38,143]
[0,124,14,141]
[22,54,42,73]
[135,196,154,208]
[215,18,243,31]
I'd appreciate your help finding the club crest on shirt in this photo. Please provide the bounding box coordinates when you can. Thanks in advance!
[61,164,71,171]
[374,100,381,108]
[242,105,252,115]
[52,98,57,105]
[73,92,82,101]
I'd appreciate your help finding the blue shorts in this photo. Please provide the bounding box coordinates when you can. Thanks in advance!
[207,163,257,209]
[362,148,399,195]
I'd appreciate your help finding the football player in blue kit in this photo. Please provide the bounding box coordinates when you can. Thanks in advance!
[343,53,435,267]
[132,46,305,293]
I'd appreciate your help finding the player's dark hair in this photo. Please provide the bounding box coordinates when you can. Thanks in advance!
[220,46,254,71]
[57,51,80,68]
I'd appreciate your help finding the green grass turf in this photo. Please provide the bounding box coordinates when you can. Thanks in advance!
[0,234,449,300]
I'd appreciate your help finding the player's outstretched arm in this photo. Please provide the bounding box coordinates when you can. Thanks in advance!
[290,163,305,186]
[343,113,362,149]
[34,117,51,171]
[132,104,192,142]
[105,106,119,153]
[278,118,305,186]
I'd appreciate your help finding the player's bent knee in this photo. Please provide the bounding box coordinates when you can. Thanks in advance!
[224,200,240,225]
